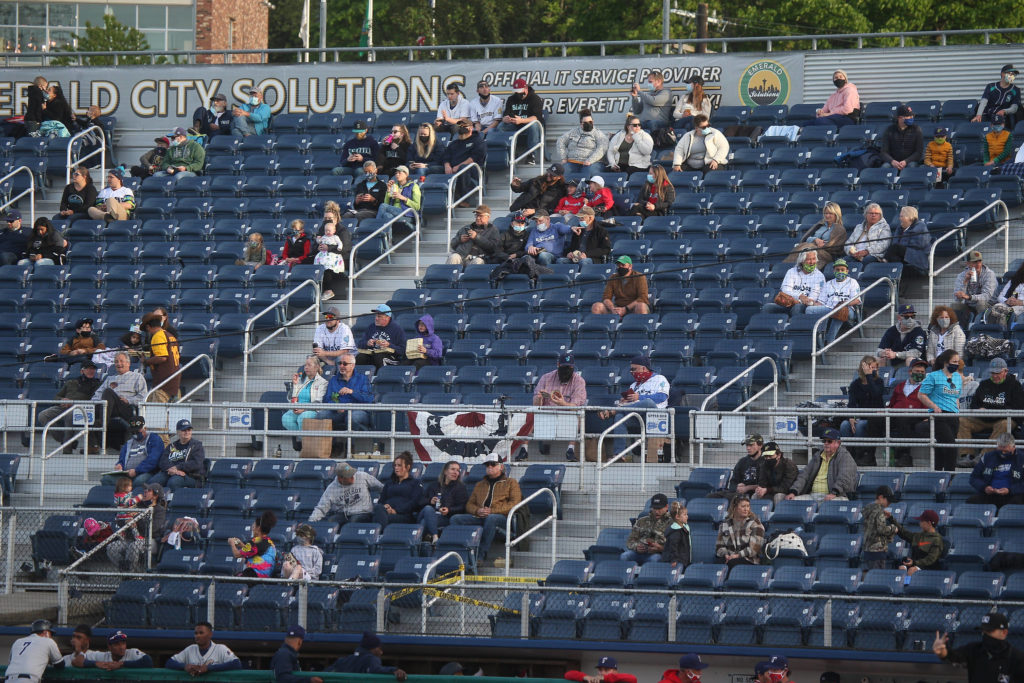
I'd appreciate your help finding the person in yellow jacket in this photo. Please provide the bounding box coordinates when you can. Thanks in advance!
[984,114,1014,167]
[924,127,954,183]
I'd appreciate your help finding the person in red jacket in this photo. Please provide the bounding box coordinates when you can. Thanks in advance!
[585,176,615,215]
[658,653,708,683]
[887,357,929,467]
[554,179,587,218]
[565,656,637,683]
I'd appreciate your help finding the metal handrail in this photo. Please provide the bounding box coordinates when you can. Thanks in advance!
[927,199,1010,315]
[0,166,36,227]
[144,353,213,403]
[241,278,321,401]
[65,125,106,185]
[504,488,557,578]
[809,276,897,398]
[595,412,646,533]
[347,206,421,320]
[445,162,485,247]
[420,550,466,634]
[38,401,106,505]
[695,357,779,466]
[508,120,546,206]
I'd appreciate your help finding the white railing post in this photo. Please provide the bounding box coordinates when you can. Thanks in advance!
[504,489,557,578]
[508,120,546,206]
[595,412,646,533]
[347,208,421,320]
[65,125,106,185]
[242,279,321,401]
[0,166,37,227]
[927,200,1009,315]
[421,550,465,634]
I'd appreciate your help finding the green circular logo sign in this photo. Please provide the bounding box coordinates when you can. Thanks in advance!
[739,60,790,107]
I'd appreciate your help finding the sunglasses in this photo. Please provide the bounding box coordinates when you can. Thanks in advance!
[628,123,642,128]
[391,129,402,134]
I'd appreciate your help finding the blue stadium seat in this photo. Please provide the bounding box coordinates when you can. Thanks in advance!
[333,553,381,583]
[335,523,381,555]
[768,566,817,593]
[684,498,728,527]
[949,503,997,530]
[724,564,772,592]
[852,602,907,650]
[903,603,956,652]
[30,515,82,567]
[675,468,729,499]
[537,593,587,639]
[718,597,768,645]
[812,500,862,535]
[581,593,632,641]
[634,562,681,588]
[677,563,728,590]
[590,560,639,588]
[583,529,630,564]
[857,471,904,501]
[377,523,424,573]
[206,458,254,488]
[151,580,206,629]
[675,594,724,643]
[950,571,1004,599]
[905,569,956,597]
[237,585,294,631]
[543,559,594,587]
[156,548,205,574]
[856,569,906,596]
[813,567,861,594]
[104,579,160,628]
[771,499,816,527]
[627,593,673,641]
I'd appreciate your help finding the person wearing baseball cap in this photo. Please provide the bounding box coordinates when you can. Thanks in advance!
[33,351,103,453]
[500,77,544,163]
[658,653,709,683]
[886,357,930,467]
[450,460,523,565]
[557,108,607,176]
[972,64,1021,124]
[862,485,899,570]
[83,630,152,670]
[877,302,926,367]
[270,625,323,683]
[494,208,532,262]
[191,93,232,138]
[596,355,670,461]
[622,492,671,565]
[762,656,790,683]
[757,441,797,504]
[101,413,164,486]
[448,204,499,265]
[5,619,64,681]
[470,79,503,136]
[934,610,1024,682]
[441,117,485,203]
[308,462,381,526]
[565,655,638,683]
[957,357,1024,465]
[86,166,136,222]
[562,204,612,265]
[785,427,858,502]
[0,208,29,265]
[893,509,944,575]
[377,164,421,227]
[147,419,206,490]
[986,111,1015,168]
[230,85,271,137]
[315,350,374,448]
[509,163,568,216]
[709,434,764,501]
[525,207,574,266]
[313,305,356,368]
[924,125,954,183]
[751,661,772,683]
[328,631,407,680]
[355,304,406,369]
[334,122,380,177]
[591,254,650,317]
[532,351,587,462]
[153,127,205,181]
[953,249,998,322]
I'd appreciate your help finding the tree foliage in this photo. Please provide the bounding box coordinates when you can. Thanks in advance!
[51,14,165,66]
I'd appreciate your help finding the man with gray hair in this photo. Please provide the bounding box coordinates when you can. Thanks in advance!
[967,433,1024,507]
[308,462,383,526]
[952,250,998,322]
[91,352,147,451]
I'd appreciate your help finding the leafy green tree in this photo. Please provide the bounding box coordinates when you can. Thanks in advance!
[52,14,161,66]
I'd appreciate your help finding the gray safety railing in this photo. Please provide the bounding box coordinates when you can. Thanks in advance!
[65,125,106,185]
[0,166,37,227]
[595,412,646,533]
[504,488,557,578]
[420,550,466,634]
[508,121,546,206]
[445,162,485,247]
[694,356,780,466]
[242,278,321,401]
[809,277,897,399]
[38,400,107,505]
[928,199,1010,315]
[347,206,421,320]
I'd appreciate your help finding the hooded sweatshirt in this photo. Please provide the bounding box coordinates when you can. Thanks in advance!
[503,86,544,124]
[945,633,1024,683]
[413,314,444,364]
[525,221,574,258]
[358,318,407,358]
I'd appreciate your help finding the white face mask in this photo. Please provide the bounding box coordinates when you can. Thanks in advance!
[937,317,950,329]
[536,222,550,232]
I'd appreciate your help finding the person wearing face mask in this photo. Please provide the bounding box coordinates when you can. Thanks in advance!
[448,205,500,265]
[914,349,963,471]
[709,434,763,502]
[237,231,272,269]
[840,355,885,467]
[844,202,890,264]
[764,249,825,315]
[657,653,709,683]
[760,656,790,683]
[376,125,411,177]
[672,75,712,131]
[557,109,608,176]
[804,258,861,344]
[443,118,486,204]
[973,64,1021,125]
[102,416,164,486]
[879,105,923,171]
[153,127,205,182]
[877,304,927,367]
[408,123,444,175]
[561,206,611,265]
[597,356,668,457]
[755,441,798,505]
[57,317,106,361]
[531,352,587,462]
[191,93,233,138]
[510,163,568,215]
[42,83,74,134]
[966,433,1024,507]
[671,114,729,172]
[631,165,675,219]
[565,655,638,683]
[991,261,1024,328]
[130,137,169,179]
[924,126,954,184]
[802,69,860,128]
[984,112,1015,167]
[630,70,673,132]
[884,206,931,278]
[492,211,532,262]
[887,358,930,466]
[957,358,1024,463]
[585,176,615,216]
[925,305,965,364]
[435,83,472,136]
[785,428,858,501]
[346,161,388,219]
[935,611,1024,683]
[607,117,655,176]
[501,78,545,163]
[591,255,650,316]
[279,219,312,268]
[231,87,272,137]
[334,120,380,177]
[468,80,503,137]
[524,209,574,266]
[952,250,997,324]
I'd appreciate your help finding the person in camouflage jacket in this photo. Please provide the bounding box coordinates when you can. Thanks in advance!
[621,493,672,565]
[862,485,898,569]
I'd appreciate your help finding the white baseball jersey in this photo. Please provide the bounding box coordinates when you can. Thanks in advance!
[6,634,62,680]
[62,649,103,667]
[87,648,150,665]
[313,323,355,353]
[170,642,238,668]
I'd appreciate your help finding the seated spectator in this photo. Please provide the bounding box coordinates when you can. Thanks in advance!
[673,75,712,130]
[530,351,587,462]
[493,212,531,262]
[884,206,930,278]
[0,211,30,265]
[237,232,272,270]
[591,256,650,316]
[343,161,387,219]
[880,106,923,171]
[373,451,423,527]
[418,461,468,544]
[152,127,205,182]
[894,509,944,575]
[840,355,885,467]
[442,118,486,202]
[279,219,312,269]
[282,523,324,581]
[925,305,965,364]
[451,460,523,561]
[861,485,898,570]
[87,169,135,222]
[510,163,568,215]
[786,202,846,267]
[764,249,825,316]
[34,360,102,451]
[715,497,765,568]
[408,123,444,176]
[308,462,382,525]
[958,358,1024,462]
[524,210,573,266]
[991,261,1024,327]
[327,632,405,679]
[141,313,180,403]
[802,70,860,127]
[191,93,233,138]
[149,419,205,489]
[101,415,163,486]
[42,83,74,134]
[877,303,927,366]
[18,217,66,269]
[607,116,654,176]
[376,125,411,176]
[663,501,691,569]
[560,206,611,264]
[804,258,861,344]
[887,358,930,467]
[952,250,997,323]
[501,78,544,161]
[91,352,146,451]
[967,434,1024,507]
[448,205,499,265]
[166,622,241,674]
[469,79,503,137]
[107,482,166,572]
[630,70,672,132]
[406,314,443,370]
[333,120,379,177]
[785,428,858,501]
[914,349,963,472]
[755,441,798,505]
[435,83,471,136]
[283,356,328,444]
[585,176,615,216]
[844,203,890,265]
[377,165,421,226]
[594,356,668,457]
[316,352,374,438]
[984,114,1015,167]
[630,165,675,219]
[621,492,671,564]
[230,87,272,137]
[313,217,350,302]
[356,306,405,369]
[924,127,954,184]
[116,324,146,363]
[671,114,728,172]
[56,166,97,220]
[228,510,277,578]
[557,109,608,175]
[709,434,763,501]
[72,104,112,166]
[48,317,105,364]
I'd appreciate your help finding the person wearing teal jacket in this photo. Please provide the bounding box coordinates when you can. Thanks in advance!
[231,87,272,136]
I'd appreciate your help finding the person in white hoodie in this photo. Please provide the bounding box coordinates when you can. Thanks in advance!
[671,114,729,172]
[765,249,826,315]
[557,108,609,176]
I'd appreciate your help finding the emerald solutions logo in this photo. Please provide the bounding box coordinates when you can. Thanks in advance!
[739,60,790,107]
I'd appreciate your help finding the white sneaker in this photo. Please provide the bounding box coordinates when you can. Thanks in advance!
[320,289,334,301]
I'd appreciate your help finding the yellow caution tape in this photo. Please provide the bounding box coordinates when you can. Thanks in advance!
[422,587,520,614]
[463,575,541,583]
[387,566,465,601]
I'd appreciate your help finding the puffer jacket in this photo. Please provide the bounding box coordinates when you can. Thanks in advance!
[556,126,609,166]
[846,219,891,259]
[715,514,765,563]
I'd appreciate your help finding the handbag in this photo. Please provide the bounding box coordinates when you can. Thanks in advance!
[773,291,796,308]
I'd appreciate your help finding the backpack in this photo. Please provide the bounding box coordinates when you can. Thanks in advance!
[764,530,807,561]
[965,334,1014,361]
[651,127,678,149]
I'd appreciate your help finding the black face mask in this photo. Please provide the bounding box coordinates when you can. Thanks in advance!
[557,366,574,382]
[833,79,846,88]
[79,330,91,337]
[418,134,430,141]
[616,267,629,277]
[581,122,594,132]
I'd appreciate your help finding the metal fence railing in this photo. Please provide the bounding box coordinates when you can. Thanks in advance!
[927,199,1010,315]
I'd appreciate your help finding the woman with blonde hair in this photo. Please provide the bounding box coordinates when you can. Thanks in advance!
[408,123,444,176]
[786,201,847,266]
